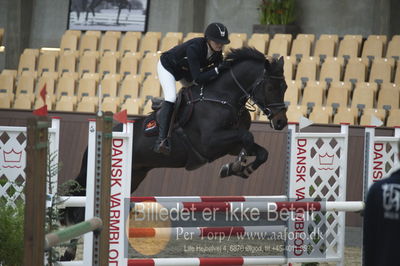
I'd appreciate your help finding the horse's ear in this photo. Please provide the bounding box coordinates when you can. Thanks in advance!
[277,56,284,68]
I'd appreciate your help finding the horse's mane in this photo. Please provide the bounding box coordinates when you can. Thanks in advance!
[224,47,266,64]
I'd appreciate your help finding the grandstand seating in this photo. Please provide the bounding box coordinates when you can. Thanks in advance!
[3,30,399,127]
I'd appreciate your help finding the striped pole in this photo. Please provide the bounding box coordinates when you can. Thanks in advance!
[128,225,285,238]
[132,201,364,213]
[131,195,287,203]
[128,256,288,265]
[45,217,102,250]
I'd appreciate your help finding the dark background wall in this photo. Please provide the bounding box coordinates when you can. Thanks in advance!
[0,0,399,69]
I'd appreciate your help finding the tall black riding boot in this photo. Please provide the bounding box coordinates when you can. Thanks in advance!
[153,101,174,155]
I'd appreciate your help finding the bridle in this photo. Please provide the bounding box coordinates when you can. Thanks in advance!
[230,68,286,120]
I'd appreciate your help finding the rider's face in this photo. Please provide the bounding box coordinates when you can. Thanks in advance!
[208,40,224,52]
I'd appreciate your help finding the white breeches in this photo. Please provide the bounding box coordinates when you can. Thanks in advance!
[157,60,177,103]
[157,60,194,103]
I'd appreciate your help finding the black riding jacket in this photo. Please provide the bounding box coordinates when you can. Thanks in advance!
[160,37,223,84]
[363,168,400,266]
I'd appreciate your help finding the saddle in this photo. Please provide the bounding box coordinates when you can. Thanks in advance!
[143,86,208,170]
[143,86,194,137]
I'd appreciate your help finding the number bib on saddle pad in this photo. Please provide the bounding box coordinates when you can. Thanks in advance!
[143,113,159,137]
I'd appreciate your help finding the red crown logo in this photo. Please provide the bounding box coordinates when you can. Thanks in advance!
[3,149,23,163]
[318,153,334,165]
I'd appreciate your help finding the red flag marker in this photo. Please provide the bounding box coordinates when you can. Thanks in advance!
[33,105,48,116]
[40,83,47,103]
[113,109,128,124]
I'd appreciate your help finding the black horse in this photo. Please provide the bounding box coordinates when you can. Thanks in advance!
[73,47,287,195]
[61,47,287,261]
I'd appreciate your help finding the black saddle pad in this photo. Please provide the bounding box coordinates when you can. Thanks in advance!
[142,87,194,137]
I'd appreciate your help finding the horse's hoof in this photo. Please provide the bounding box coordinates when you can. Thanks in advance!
[219,163,232,178]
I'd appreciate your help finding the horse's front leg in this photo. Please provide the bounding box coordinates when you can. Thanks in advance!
[201,129,267,178]
[220,143,268,179]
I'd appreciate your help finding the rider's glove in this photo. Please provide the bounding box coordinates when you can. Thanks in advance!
[215,60,232,74]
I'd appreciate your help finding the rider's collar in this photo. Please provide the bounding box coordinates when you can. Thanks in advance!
[206,42,214,59]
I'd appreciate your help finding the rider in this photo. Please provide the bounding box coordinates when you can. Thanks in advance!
[154,22,231,155]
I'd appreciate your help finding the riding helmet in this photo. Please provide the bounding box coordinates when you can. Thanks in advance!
[204,22,230,44]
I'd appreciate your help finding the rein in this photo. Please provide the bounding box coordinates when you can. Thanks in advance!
[229,68,286,120]
[186,65,286,121]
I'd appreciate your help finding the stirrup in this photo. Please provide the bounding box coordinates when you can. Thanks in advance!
[153,139,171,155]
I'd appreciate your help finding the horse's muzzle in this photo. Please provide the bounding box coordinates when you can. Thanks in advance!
[270,117,287,130]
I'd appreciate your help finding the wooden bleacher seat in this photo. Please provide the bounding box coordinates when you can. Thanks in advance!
[60,33,78,52]
[139,35,158,55]
[362,38,384,60]
[386,35,400,60]
[121,98,141,115]
[37,53,56,76]
[224,36,244,53]
[359,108,386,126]
[55,95,74,111]
[102,97,119,113]
[100,35,118,55]
[104,31,122,40]
[247,35,268,54]
[309,106,333,124]
[377,87,399,110]
[183,32,203,42]
[100,76,118,98]
[369,57,394,84]
[58,51,76,75]
[319,57,343,82]
[139,53,160,77]
[387,109,400,127]
[286,105,307,123]
[273,33,292,43]
[77,76,97,100]
[56,75,75,100]
[119,54,138,77]
[18,52,36,75]
[267,38,289,58]
[343,58,367,84]
[333,107,357,125]
[0,73,14,103]
[145,32,162,41]
[290,38,311,59]
[165,32,183,42]
[314,38,336,59]
[13,94,32,109]
[351,83,375,109]
[301,81,325,106]
[16,75,35,103]
[119,76,140,101]
[326,83,350,108]
[120,34,139,55]
[160,36,180,52]
[99,53,118,76]
[141,75,161,98]
[337,38,359,59]
[295,57,318,81]
[78,52,97,76]
[284,80,301,106]
[79,34,98,55]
